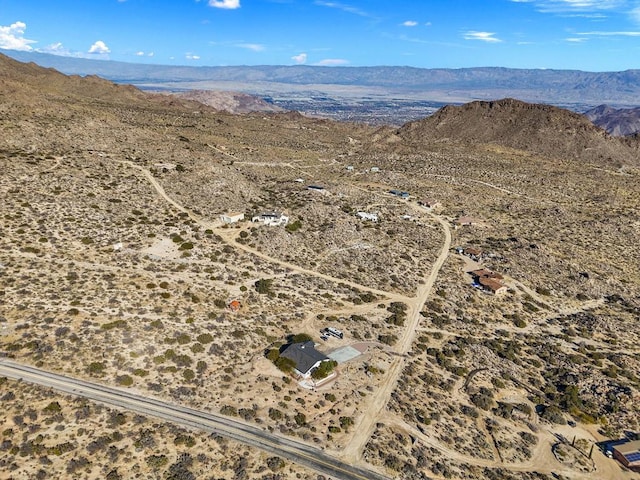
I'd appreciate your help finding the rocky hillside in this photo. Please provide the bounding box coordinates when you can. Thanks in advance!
[584,104,640,137]
[170,90,284,114]
[389,98,639,166]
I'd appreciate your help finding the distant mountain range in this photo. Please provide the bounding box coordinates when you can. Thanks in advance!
[5,49,640,135]
[4,50,640,109]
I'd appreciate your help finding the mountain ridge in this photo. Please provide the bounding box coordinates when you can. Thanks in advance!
[585,104,640,137]
[4,49,640,107]
[385,98,639,166]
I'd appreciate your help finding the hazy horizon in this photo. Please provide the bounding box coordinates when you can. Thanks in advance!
[2,0,640,72]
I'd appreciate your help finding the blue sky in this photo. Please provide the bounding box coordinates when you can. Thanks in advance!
[1,0,639,71]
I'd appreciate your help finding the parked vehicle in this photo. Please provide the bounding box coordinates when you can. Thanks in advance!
[325,327,344,339]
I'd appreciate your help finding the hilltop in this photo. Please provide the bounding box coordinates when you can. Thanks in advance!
[384,98,639,167]
[1,54,639,480]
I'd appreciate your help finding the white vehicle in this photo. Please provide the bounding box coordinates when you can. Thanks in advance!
[326,327,344,339]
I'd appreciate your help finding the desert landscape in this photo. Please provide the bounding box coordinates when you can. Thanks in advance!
[1,52,640,479]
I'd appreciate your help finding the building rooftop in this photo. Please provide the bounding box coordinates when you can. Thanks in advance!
[280,341,329,375]
[614,439,640,456]
[478,276,507,292]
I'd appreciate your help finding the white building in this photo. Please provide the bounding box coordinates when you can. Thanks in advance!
[220,212,245,224]
[252,212,289,227]
[356,211,379,222]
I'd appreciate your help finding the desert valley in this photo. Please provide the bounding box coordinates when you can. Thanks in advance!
[1,52,640,480]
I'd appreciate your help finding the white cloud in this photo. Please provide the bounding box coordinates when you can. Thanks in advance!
[566,37,588,41]
[463,31,503,42]
[0,21,36,51]
[88,40,110,54]
[208,0,240,9]
[136,51,145,56]
[514,0,624,10]
[236,43,265,51]
[314,1,371,18]
[292,53,307,64]
[315,58,349,66]
[186,53,201,60]
[402,20,418,27]
[577,29,640,35]
[40,42,68,54]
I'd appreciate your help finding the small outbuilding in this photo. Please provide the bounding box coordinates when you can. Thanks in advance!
[357,211,379,222]
[220,212,245,224]
[280,341,331,379]
[455,216,477,227]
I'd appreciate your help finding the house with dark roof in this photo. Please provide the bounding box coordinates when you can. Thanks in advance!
[471,269,503,280]
[613,440,640,470]
[280,341,330,378]
[389,189,410,199]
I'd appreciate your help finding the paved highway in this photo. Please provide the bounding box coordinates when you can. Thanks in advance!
[0,359,391,480]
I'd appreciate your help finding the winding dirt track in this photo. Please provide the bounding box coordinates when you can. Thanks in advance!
[123,160,455,463]
[340,212,452,462]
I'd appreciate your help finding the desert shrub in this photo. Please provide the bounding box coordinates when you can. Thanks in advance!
[146,455,168,470]
[220,405,238,416]
[541,405,565,424]
[274,356,295,373]
[290,333,313,343]
[285,220,302,233]
[101,320,127,330]
[324,393,336,402]
[378,334,398,346]
[116,375,133,386]
[339,416,354,430]
[471,393,494,410]
[311,360,337,380]
[514,318,527,328]
[294,412,306,426]
[266,456,285,472]
[197,333,214,344]
[87,362,105,375]
[269,408,284,420]
[254,278,274,294]
[43,402,62,414]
